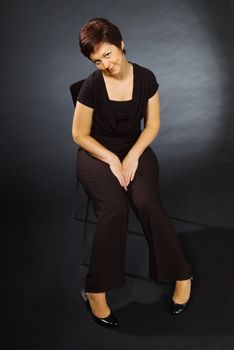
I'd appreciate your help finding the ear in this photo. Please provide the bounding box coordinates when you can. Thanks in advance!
[121,40,125,51]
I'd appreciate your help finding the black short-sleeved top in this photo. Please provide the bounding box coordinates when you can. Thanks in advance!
[77,61,159,158]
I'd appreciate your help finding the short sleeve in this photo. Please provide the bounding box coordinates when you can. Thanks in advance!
[147,70,159,99]
[77,76,94,109]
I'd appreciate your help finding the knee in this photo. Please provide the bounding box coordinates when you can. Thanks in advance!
[110,197,129,217]
[99,196,129,219]
[131,191,155,212]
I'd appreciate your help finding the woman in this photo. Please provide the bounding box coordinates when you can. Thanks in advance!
[72,17,193,328]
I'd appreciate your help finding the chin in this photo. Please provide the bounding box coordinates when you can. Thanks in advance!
[106,63,119,75]
[110,65,117,73]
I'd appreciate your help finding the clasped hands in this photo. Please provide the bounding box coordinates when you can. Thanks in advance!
[109,152,139,191]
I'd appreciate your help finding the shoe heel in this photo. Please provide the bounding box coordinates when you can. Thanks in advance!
[80,288,119,327]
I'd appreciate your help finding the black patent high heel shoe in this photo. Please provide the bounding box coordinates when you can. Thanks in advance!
[80,289,119,327]
[170,276,193,315]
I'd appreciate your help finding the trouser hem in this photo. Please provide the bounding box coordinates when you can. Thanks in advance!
[84,280,125,293]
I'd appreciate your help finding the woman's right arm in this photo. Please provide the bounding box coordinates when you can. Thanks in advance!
[72,101,128,190]
[72,101,116,164]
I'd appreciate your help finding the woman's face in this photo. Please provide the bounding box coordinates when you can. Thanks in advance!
[89,41,125,76]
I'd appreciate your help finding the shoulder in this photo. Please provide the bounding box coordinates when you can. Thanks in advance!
[78,69,102,97]
[133,62,159,98]
[133,62,157,80]
[77,69,100,108]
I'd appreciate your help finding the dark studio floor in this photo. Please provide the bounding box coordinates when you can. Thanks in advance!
[3,197,234,350]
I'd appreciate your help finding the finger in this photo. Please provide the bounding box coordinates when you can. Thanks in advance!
[123,177,128,190]
[126,171,132,185]
[131,174,134,181]
[124,170,130,182]
[120,175,127,190]
[121,170,127,183]
[124,177,128,190]
[125,177,130,188]
[120,173,127,190]
[117,174,124,188]
[125,176,130,187]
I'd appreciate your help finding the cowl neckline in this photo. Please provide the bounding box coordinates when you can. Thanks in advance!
[101,61,135,102]
[95,62,143,135]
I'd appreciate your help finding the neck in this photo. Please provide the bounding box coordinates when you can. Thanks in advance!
[102,58,132,81]
[116,59,132,80]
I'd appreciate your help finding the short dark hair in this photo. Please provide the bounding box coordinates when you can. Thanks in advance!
[79,17,126,60]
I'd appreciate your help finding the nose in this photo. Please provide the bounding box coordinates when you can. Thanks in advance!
[103,60,110,69]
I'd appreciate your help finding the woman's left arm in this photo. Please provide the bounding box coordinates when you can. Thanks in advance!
[122,91,160,186]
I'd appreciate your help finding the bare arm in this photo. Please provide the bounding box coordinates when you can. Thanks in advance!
[128,90,160,158]
[72,100,128,190]
[121,90,160,186]
[72,101,118,165]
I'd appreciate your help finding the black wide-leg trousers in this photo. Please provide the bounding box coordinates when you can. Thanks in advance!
[76,146,192,292]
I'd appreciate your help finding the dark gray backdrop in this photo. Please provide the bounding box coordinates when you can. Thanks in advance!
[1,0,234,228]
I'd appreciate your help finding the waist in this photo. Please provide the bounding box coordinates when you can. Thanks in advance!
[90,131,141,157]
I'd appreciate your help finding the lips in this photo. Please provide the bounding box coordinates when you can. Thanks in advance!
[108,66,115,73]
